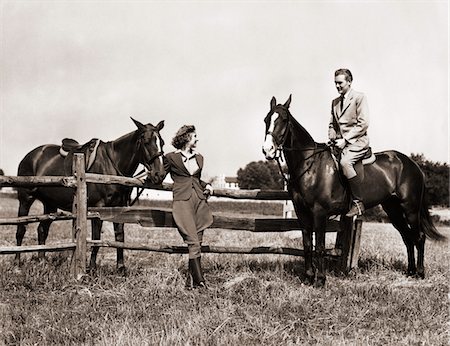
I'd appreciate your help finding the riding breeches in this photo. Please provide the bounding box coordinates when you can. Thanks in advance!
[172,190,213,259]
[340,145,368,179]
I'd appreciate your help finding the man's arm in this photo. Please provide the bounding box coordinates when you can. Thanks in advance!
[342,93,369,144]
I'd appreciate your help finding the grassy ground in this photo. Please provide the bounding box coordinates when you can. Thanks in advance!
[0,197,448,345]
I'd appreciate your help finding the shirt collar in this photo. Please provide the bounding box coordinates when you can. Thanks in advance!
[342,89,351,99]
[175,149,197,160]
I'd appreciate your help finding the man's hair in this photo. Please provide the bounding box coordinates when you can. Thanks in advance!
[172,125,196,149]
[335,68,353,82]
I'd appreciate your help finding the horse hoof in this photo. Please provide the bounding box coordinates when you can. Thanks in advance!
[314,276,326,288]
[304,274,315,286]
[117,266,127,276]
[86,266,97,275]
[416,271,425,279]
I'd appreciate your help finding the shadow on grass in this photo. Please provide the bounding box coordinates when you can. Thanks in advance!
[357,255,408,275]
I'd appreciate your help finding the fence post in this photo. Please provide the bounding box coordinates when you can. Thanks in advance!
[335,216,363,273]
[71,153,88,280]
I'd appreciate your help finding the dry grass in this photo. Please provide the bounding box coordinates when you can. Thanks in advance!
[0,197,448,345]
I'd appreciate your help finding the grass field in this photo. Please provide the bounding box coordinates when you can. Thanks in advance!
[0,196,448,345]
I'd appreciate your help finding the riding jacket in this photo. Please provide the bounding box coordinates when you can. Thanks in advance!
[328,88,370,152]
[163,151,211,201]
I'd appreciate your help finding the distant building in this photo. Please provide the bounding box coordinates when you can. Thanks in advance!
[212,174,239,189]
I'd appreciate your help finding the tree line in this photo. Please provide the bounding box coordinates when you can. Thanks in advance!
[236,154,449,207]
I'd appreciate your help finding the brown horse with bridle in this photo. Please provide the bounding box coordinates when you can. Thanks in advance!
[262,95,445,287]
[16,118,165,272]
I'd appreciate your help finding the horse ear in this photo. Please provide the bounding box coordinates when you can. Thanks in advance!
[131,117,145,130]
[156,120,164,131]
[284,94,292,108]
[270,97,276,110]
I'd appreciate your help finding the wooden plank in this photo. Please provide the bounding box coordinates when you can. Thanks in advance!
[72,154,87,280]
[349,219,363,269]
[88,240,342,257]
[335,216,362,273]
[2,173,291,200]
[0,175,76,187]
[87,207,344,233]
[0,212,75,225]
[84,175,291,200]
[0,243,76,254]
[88,207,177,227]
[212,189,290,200]
[85,173,145,187]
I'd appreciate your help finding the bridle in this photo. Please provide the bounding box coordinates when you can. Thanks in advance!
[266,108,329,183]
[136,131,164,171]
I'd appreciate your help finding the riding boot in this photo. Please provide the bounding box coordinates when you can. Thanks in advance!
[187,257,207,289]
[346,174,365,217]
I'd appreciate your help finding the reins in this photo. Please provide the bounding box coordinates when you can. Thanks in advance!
[104,132,164,206]
[271,113,330,184]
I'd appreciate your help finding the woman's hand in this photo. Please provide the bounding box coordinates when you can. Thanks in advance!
[203,184,213,199]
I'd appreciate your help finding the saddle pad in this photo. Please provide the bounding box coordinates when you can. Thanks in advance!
[362,153,376,165]
[63,138,101,174]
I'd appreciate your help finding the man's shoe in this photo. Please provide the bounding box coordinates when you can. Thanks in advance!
[346,200,365,217]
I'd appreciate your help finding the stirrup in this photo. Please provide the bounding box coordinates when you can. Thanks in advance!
[346,200,365,217]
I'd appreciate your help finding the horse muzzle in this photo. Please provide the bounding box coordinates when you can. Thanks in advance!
[262,138,277,160]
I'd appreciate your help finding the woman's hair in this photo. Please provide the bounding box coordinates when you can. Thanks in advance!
[172,125,196,149]
[335,68,353,82]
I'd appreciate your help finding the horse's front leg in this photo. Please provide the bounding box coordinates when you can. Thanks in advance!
[88,218,102,273]
[314,214,328,288]
[302,228,315,285]
[113,222,126,274]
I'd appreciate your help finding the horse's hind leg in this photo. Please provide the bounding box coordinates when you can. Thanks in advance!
[400,199,426,278]
[15,189,35,264]
[381,197,417,276]
[88,218,102,272]
[415,233,426,279]
[114,222,126,273]
[36,204,57,259]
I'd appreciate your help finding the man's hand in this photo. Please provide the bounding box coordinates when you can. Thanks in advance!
[335,138,346,149]
[328,128,337,141]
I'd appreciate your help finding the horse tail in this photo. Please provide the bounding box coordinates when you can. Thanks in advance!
[419,185,446,242]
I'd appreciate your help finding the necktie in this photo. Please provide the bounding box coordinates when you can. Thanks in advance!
[340,95,345,113]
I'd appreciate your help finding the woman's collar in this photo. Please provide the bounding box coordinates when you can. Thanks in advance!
[175,149,198,158]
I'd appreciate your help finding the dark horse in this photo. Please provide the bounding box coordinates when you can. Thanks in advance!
[16,118,165,272]
[262,95,445,287]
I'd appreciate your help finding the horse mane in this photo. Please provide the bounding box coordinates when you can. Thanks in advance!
[285,108,316,147]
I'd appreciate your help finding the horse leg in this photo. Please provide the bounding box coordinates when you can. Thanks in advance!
[382,197,416,276]
[113,222,126,273]
[302,228,315,285]
[88,218,103,272]
[400,199,426,279]
[37,204,57,260]
[415,233,426,279]
[15,190,35,264]
[313,215,327,288]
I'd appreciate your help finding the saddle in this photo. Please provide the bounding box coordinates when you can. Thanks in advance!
[60,138,101,174]
[331,146,376,169]
[361,147,376,165]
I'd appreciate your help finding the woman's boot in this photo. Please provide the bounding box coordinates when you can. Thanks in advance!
[187,257,206,289]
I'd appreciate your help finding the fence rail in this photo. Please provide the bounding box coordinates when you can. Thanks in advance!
[0,153,362,279]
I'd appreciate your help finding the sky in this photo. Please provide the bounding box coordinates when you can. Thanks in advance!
[0,0,448,180]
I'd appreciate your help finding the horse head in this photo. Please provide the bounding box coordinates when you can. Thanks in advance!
[131,117,166,184]
[262,95,292,160]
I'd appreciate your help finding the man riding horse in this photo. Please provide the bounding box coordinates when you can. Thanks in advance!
[328,68,369,217]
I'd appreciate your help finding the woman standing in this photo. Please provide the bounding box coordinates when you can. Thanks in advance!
[164,125,213,289]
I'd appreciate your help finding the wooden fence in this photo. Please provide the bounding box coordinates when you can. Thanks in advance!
[0,154,362,279]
